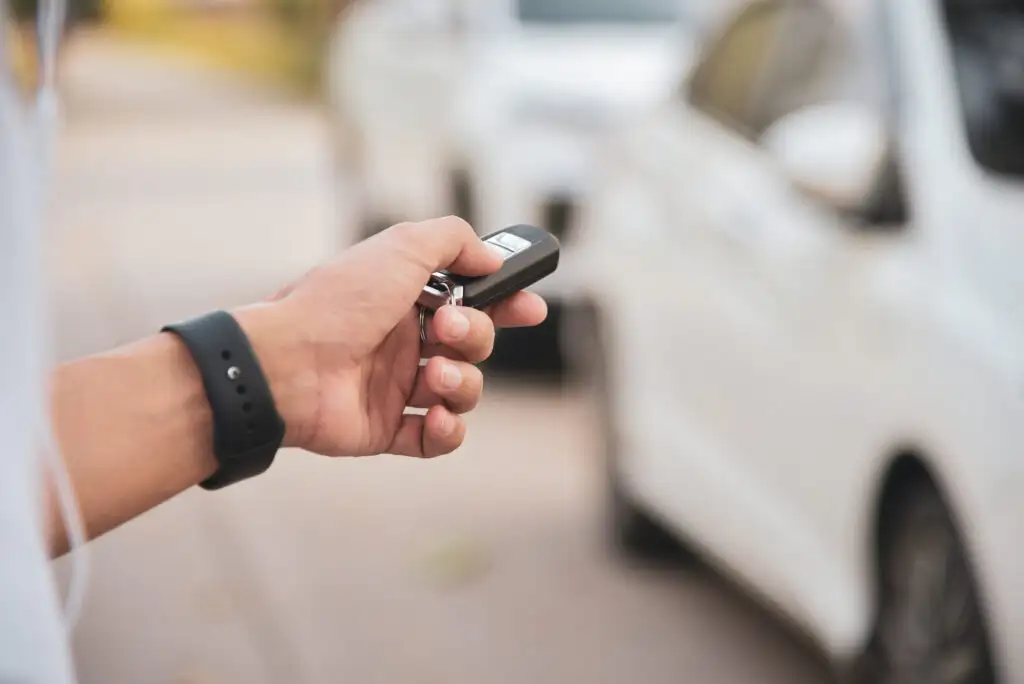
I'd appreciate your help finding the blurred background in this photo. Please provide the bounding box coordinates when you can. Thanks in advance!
[8,0,1024,681]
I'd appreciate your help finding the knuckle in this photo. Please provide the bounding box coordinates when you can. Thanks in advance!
[390,220,420,242]
[435,216,477,249]
[440,214,475,236]
[389,220,416,233]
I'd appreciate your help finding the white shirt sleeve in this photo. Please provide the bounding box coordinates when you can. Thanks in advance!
[0,37,79,684]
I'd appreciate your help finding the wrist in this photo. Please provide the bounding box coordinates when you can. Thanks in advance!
[232,302,318,449]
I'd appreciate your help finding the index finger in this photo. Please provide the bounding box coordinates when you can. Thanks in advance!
[399,216,504,277]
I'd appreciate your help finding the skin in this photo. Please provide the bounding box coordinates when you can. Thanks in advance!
[46,217,548,557]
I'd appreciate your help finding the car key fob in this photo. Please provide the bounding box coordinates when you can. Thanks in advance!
[417,224,560,311]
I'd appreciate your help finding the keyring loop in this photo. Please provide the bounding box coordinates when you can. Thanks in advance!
[418,275,455,346]
[419,307,431,345]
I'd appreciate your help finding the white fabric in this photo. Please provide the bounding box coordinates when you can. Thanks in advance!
[0,6,79,682]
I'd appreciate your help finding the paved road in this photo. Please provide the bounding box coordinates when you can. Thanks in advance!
[49,33,833,684]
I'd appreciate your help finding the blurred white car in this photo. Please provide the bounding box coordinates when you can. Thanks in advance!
[573,0,1024,680]
[325,0,477,236]
[325,0,701,370]
[325,0,696,234]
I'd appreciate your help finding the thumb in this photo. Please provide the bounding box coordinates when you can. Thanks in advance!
[394,216,505,277]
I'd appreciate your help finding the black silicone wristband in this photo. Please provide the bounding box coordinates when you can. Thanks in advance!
[162,311,286,490]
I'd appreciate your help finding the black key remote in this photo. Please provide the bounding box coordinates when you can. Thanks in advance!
[417,224,560,311]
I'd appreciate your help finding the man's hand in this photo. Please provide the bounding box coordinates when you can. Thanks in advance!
[236,216,548,459]
[48,216,542,555]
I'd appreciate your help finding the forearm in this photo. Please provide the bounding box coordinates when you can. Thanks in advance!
[47,332,218,556]
[46,304,311,557]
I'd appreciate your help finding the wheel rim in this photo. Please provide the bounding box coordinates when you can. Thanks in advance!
[875,514,991,684]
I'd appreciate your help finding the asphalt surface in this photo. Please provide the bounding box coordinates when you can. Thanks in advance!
[49,32,834,684]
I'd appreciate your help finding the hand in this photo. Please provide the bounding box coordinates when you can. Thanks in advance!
[235,217,548,459]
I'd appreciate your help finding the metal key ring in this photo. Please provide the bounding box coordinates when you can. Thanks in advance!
[418,275,456,346]
[419,307,431,345]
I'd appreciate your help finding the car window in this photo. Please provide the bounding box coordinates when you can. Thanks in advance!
[516,0,679,24]
[942,0,1024,178]
[686,0,909,225]
[685,0,842,141]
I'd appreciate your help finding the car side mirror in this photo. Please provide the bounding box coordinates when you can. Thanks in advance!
[762,102,888,215]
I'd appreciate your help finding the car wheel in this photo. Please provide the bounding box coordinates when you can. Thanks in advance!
[485,301,567,381]
[606,445,690,565]
[850,479,997,684]
[584,305,692,565]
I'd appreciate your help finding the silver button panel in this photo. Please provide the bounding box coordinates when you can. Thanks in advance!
[486,232,532,259]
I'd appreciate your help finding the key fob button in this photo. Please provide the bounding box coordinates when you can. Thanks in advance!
[490,232,532,254]
[487,242,517,260]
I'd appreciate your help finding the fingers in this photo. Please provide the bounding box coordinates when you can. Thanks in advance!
[387,406,467,459]
[419,294,548,361]
[408,356,484,413]
[396,216,504,277]
[486,291,549,329]
[423,305,495,364]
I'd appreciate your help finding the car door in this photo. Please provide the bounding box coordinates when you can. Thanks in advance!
[681,0,908,629]
[643,0,859,621]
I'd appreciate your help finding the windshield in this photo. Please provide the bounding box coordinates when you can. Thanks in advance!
[517,0,679,24]
[943,0,1024,177]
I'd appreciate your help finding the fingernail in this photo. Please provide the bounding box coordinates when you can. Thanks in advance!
[441,362,463,390]
[446,309,470,340]
[487,244,508,261]
[437,411,453,436]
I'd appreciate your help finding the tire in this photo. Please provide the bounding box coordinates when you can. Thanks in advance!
[850,479,997,684]
[606,451,691,564]
[485,301,567,381]
[562,300,601,385]
[585,305,692,565]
